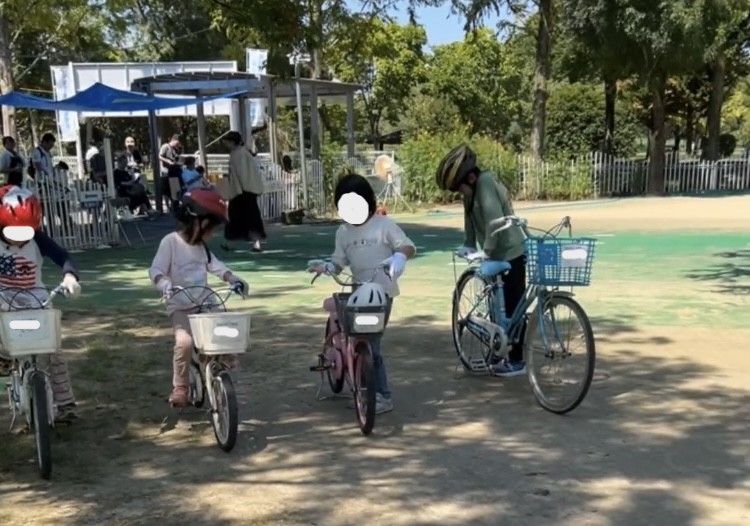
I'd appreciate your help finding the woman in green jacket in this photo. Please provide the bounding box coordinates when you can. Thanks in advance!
[436,145,527,376]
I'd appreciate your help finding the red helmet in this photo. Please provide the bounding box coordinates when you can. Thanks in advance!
[182,188,228,222]
[0,185,43,230]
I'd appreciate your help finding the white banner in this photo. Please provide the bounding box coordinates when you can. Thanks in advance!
[50,65,78,142]
[245,49,269,128]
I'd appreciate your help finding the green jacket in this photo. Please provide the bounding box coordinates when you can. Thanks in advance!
[463,171,525,262]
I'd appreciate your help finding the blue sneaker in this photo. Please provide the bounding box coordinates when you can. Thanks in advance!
[492,360,526,377]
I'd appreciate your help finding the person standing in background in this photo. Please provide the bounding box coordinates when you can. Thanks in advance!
[159,134,181,213]
[221,131,266,253]
[0,136,25,186]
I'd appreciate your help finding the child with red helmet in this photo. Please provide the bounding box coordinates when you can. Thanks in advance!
[148,188,249,407]
[0,185,82,422]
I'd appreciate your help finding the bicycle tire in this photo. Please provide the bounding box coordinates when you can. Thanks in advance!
[353,342,376,435]
[526,294,595,415]
[324,321,345,394]
[452,268,494,371]
[210,371,238,452]
[31,372,52,479]
[191,360,205,409]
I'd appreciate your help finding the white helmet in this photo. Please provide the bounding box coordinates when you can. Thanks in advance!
[347,282,388,308]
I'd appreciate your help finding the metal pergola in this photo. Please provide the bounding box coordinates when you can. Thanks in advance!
[130,71,361,210]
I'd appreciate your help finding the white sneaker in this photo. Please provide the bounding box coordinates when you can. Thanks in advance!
[376,394,394,415]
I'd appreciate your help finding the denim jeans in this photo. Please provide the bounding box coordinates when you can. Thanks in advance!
[366,335,390,399]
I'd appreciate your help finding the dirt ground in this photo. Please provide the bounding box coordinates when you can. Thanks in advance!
[1,196,749,526]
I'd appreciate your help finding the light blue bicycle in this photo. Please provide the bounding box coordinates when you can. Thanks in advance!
[452,215,596,414]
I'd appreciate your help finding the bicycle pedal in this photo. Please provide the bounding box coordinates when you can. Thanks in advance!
[309,365,329,372]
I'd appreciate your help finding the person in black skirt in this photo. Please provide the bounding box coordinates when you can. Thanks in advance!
[221,131,266,252]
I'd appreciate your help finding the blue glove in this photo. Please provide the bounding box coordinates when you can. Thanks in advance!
[228,275,249,295]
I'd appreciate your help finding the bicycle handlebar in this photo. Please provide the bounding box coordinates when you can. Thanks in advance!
[161,284,245,305]
[0,284,70,310]
[310,264,392,287]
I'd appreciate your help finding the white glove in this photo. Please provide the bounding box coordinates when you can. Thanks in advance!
[307,259,336,275]
[228,275,249,295]
[466,251,489,262]
[156,277,173,297]
[62,273,81,298]
[382,252,407,279]
[457,246,474,258]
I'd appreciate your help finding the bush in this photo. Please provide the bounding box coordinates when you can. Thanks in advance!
[546,83,643,157]
[398,126,518,203]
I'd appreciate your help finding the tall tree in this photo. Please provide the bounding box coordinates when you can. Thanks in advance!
[327,20,427,148]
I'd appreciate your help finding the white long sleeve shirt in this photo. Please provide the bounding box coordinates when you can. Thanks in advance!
[148,231,230,315]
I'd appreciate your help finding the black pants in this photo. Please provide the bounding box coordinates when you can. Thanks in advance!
[503,254,527,363]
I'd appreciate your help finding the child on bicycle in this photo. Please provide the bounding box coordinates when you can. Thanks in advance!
[0,185,82,422]
[436,145,527,376]
[148,188,248,407]
[308,171,416,414]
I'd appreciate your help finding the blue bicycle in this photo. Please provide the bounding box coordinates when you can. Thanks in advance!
[452,215,596,414]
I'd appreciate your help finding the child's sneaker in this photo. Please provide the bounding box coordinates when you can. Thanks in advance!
[55,403,79,423]
[376,394,394,415]
[169,386,189,407]
[492,359,526,377]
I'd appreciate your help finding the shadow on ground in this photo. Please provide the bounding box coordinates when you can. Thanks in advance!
[1,309,747,526]
[685,249,750,294]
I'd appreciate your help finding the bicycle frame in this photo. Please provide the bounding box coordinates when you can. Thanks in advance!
[3,286,67,431]
[165,284,244,408]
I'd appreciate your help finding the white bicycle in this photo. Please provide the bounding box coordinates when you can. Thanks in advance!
[163,284,250,452]
[1,285,70,479]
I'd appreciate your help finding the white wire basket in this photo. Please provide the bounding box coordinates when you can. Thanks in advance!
[187,312,250,355]
[0,309,62,357]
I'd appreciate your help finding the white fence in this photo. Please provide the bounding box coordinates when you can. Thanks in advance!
[516,151,750,199]
[23,172,117,250]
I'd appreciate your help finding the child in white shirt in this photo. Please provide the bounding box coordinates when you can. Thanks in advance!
[148,188,248,407]
[309,172,416,414]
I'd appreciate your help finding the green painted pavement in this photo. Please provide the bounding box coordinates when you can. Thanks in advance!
[38,224,748,330]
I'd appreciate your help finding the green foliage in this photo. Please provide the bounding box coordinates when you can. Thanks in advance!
[424,27,529,139]
[328,20,428,143]
[723,77,750,147]
[398,126,518,203]
[546,83,643,157]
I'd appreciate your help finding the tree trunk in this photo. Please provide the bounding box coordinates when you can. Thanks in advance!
[685,102,694,155]
[0,12,16,139]
[530,0,552,160]
[647,71,667,195]
[705,52,726,161]
[603,75,617,154]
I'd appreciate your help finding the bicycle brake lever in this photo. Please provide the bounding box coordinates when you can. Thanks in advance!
[311,272,321,285]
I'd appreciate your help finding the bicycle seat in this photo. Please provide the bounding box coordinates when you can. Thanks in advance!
[478,260,511,278]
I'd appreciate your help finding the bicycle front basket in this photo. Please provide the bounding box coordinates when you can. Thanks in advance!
[0,309,62,357]
[187,312,250,355]
[525,237,596,287]
[334,293,393,335]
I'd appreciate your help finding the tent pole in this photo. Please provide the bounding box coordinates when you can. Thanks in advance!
[196,102,208,170]
[147,86,161,213]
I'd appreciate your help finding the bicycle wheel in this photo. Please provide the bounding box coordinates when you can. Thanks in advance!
[30,372,52,479]
[452,268,494,371]
[190,360,205,408]
[210,371,238,452]
[324,321,344,394]
[353,342,376,435]
[526,294,595,414]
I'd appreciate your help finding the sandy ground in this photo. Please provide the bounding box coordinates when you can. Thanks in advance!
[1,196,749,526]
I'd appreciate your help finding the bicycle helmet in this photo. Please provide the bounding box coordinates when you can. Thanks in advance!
[435,145,478,192]
[0,185,43,235]
[181,188,228,222]
[347,282,388,309]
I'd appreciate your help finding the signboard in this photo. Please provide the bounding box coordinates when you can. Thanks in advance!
[79,189,104,210]
[49,61,238,118]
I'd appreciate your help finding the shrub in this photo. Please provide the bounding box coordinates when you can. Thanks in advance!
[719,133,737,158]
[398,127,518,203]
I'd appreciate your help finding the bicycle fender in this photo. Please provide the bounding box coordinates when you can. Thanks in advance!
[538,290,576,304]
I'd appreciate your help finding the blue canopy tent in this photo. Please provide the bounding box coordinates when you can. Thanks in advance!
[0,82,248,208]
[0,82,245,112]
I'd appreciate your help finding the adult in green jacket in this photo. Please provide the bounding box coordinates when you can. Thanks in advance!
[436,145,527,376]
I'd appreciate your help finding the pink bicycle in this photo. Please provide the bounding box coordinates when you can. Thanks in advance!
[308,264,392,435]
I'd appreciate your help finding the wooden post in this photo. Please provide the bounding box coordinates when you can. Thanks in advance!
[346,91,355,159]
[196,102,208,169]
